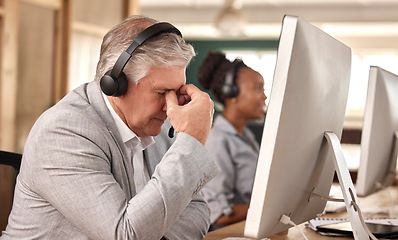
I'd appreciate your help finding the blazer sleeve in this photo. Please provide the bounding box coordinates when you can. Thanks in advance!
[146,122,216,239]
[164,192,210,239]
[140,132,220,240]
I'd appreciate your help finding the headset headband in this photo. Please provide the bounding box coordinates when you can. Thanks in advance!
[222,59,245,99]
[110,22,182,80]
[225,59,243,87]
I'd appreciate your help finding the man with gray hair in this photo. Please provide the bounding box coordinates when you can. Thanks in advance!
[1,15,220,240]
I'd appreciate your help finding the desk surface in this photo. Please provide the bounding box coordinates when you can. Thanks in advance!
[204,220,353,240]
[204,185,398,240]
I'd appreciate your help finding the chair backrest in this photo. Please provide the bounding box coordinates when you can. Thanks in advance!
[0,151,22,172]
[0,150,22,233]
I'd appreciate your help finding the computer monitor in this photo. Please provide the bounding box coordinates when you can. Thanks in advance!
[244,15,370,239]
[356,66,398,197]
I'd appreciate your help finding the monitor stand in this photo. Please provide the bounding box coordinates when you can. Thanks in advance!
[382,132,398,188]
[372,132,398,217]
[324,131,369,239]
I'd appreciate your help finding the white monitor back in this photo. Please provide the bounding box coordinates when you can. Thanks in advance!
[244,15,351,238]
[356,66,398,197]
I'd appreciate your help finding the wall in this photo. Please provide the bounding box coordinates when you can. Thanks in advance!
[16,3,55,153]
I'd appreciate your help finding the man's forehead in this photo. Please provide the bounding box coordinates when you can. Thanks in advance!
[152,81,181,91]
[138,66,186,89]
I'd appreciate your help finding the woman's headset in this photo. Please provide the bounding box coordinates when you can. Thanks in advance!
[222,59,244,99]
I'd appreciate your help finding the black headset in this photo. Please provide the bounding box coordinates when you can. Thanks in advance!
[100,22,182,97]
[222,59,244,99]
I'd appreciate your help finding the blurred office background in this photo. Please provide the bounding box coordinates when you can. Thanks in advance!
[1,0,398,154]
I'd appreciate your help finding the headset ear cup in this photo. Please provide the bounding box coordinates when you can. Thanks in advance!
[222,85,239,98]
[231,85,239,97]
[100,70,128,97]
[115,72,128,97]
[100,70,118,96]
[222,59,242,99]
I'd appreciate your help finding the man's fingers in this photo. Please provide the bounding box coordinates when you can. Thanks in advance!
[178,94,191,106]
[165,84,214,145]
[177,84,199,98]
[165,90,178,109]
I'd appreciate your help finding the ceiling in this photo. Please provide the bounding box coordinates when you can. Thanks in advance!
[139,0,398,48]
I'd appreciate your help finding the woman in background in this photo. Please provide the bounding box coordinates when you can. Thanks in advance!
[198,51,267,228]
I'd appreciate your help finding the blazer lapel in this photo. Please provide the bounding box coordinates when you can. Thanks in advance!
[84,82,137,197]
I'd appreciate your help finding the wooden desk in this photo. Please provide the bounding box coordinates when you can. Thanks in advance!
[204,185,398,240]
[204,220,353,240]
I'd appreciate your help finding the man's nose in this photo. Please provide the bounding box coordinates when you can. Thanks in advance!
[162,101,167,112]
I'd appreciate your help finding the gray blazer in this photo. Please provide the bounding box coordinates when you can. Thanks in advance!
[1,82,220,240]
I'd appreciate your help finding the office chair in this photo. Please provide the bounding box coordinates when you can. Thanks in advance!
[0,150,22,172]
[0,150,22,233]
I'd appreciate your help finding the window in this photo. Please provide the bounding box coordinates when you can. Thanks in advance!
[346,50,398,129]
[68,0,124,91]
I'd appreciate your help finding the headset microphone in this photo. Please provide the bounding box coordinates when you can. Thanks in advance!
[168,126,174,138]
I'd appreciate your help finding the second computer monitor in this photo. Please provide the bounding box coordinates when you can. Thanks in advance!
[356,66,398,197]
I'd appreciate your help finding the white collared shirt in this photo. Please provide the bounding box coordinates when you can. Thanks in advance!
[102,93,155,193]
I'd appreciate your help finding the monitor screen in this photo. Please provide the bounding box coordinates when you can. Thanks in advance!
[356,66,398,197]
[244,15,352,238]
